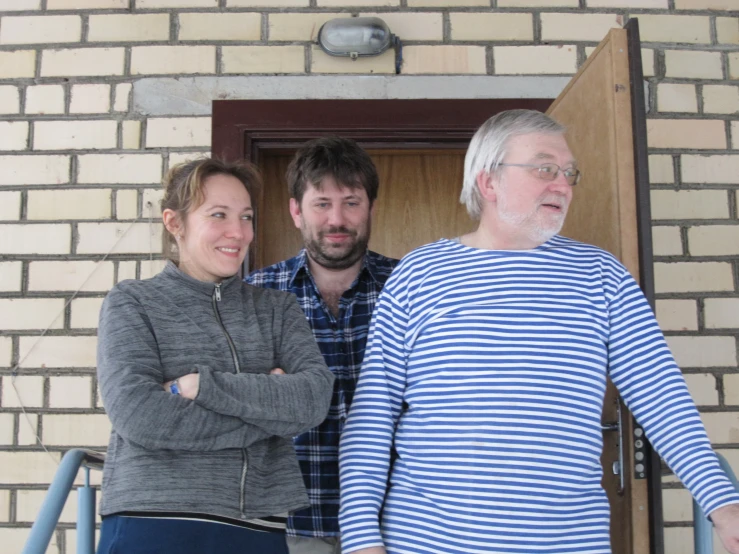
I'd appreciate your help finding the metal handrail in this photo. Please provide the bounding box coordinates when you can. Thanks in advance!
[693,452,739,554]
[22,449,105,554]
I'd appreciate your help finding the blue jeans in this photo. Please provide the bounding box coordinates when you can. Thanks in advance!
[97,515,290,554]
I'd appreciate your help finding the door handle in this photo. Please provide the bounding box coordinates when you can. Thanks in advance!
[601,399,625,496]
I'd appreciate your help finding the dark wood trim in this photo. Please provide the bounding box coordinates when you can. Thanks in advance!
[626,18,663,554]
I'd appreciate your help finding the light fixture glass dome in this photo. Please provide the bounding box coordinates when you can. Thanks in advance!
[318,17,394,58]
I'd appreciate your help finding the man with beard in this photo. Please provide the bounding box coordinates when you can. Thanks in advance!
[247,136,398,554]
[339,110,739,554]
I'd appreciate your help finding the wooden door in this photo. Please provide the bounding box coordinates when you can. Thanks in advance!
[547,24,654,554]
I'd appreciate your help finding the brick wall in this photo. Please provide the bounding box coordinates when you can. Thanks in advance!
[0,0,737,552]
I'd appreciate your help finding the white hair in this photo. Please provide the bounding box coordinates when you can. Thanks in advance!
[460,110,566,220]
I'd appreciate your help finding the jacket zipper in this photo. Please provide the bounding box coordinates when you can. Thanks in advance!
[212,283,248,517]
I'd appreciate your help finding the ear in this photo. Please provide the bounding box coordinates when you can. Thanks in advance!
[289,198,302,230]
[476,170,499,203]
[163,209,183,238]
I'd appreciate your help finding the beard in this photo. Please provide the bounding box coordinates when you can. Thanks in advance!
[302,223,370,270]
[497,188,568,246]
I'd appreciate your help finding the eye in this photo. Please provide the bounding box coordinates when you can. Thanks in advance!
[539,164,557,174]
[316,202,330,209]
[242,214,253,221]
[563,168,577,177]
[210,212,225,219]
[346,201,360,207]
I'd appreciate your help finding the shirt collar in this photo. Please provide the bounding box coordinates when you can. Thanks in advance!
[288,249,381,287]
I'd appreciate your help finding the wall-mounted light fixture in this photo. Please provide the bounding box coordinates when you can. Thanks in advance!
[317,17,403,74]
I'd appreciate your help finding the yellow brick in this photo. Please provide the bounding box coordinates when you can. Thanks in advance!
[1,376,44,408]
[0,489,9,521]
[71,297,105,329]
[664,50,723,80]
[114,83,132,112]
[25,84,65,115]
[682,155,739,184]
[662,488,692,522]
[27,189,112,220]
[651,226,682,256]
[169,152,209,167]
[146,117,212,148]
[70,84,110,114]
[637,15,710,44]
[78,154,162,184]
[0,86,20,114]
[44,414,111,446]
[77,222,163,254]
[0,262,22,292]
[0,414,13,445]
[667,336,737,368]
[116,189,139,220]
[122,121,141,149]
[655,262,733,293]
[0,528,58,554]
[450,13,533,42]
[0,121,28,151]
[48,0,127,7]
[131,45,215,75]
[675,0,736,9]
[705,298,739,329]
[717,17,739,45]
[656,83,697,113]
[641,48,655,78]
[724,375,739,405]
[403,45,486,75]
[49,376,92,409]
[0,299,65,331]
[701,412,739,444]
[703,85,739,115]
[648,155,674,184]
[138,0,217,6]
[647,119,726,150]
[117,261,137,282]
[733,122,739,150]
[494,45,576,75]
[228,0,307,5]
[268,13,342,41]
[33,120,117,151]
[731,53,739,80]
[41,48,125,77]
[179,13,261,41]
[498,0,577,5]
[141,259,167,279]
[362,12,442,41]
[686,374,718,406]
[651,190,729,219]
[0,191,20,220]
[0,50,36,78]
[311,47,395,74]
[0,338,10,369]
[16,489,77,523]
[540,13,622,42]
[142,188,164,215]
[0,155,69,185]
[655,299,697,332]
[0,15,81,45]
[408,0,488,4]
[223,45,305,74]
[586,0,667,5]
[28,261,115,292]
[318,0,398,4]
[0,224,70,254]
[19,336,97,368]
[0,0,41,9]
[18,413,40,446]
[688,225,739,256]
[88,14,170,42]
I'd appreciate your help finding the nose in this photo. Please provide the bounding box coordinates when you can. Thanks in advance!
[224,217,245,239]
[548,171,573,195]
[326,204,347,226]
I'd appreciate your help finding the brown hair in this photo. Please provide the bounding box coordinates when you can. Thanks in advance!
[161,157,262,263]
[286,136,379,206]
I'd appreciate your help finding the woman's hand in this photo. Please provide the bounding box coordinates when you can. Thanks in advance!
[163,373,200,400]
[270,368,285,375]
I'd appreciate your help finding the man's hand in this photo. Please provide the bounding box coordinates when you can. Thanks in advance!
[162,373,200,400]
[270,368,286,375]
[712,503,739,554]
[347,548,387,554]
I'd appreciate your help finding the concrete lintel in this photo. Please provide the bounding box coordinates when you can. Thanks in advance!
[133,75,572,116]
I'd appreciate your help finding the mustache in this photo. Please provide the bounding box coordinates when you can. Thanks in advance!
[319,226,357,239]
[539,193,569,207]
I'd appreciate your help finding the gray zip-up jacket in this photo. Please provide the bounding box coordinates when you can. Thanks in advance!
[97,262,334,521]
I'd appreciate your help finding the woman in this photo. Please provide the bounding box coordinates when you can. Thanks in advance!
[96,158,334,554]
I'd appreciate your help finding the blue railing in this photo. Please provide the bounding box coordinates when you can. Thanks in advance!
[22,449,105,554]
[694,452,739,554]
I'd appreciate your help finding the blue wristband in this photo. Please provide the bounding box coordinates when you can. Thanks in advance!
[169,380,181,395]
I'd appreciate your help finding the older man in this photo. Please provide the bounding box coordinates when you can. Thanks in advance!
[339,110,739,554]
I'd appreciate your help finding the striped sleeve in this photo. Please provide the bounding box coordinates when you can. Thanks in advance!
[339,288,408,553]
[607,271,739,515]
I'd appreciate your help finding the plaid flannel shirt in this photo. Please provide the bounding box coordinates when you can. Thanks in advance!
[246,249,398,537]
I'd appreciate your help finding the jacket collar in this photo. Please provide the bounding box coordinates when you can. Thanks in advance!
[161,261,241,297]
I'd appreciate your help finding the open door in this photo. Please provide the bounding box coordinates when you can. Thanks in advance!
[211,20,657,554]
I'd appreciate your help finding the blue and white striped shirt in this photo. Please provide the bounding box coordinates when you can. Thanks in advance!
[339,236,739,554]
[247,249,398,537]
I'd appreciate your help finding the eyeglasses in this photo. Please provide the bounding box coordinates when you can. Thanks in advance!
[498,163,581,186]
